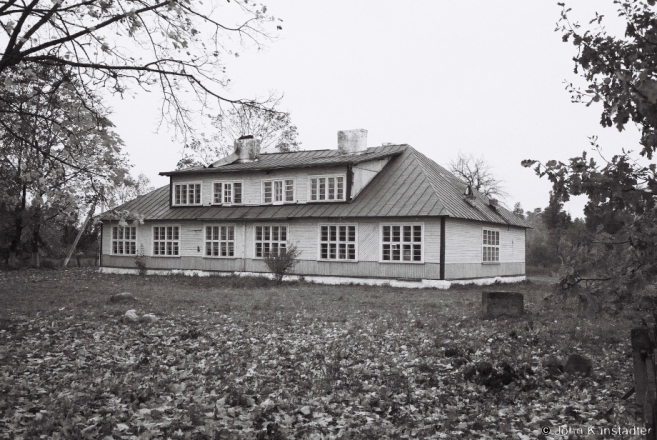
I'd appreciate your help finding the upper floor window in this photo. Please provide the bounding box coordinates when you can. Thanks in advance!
[319,225,356,261]
[263,179,294,204]
[381,224,423,262]
[153,226,180,256]
[483,229,500,262]
[310,175,345,202]
[112,226,136,255]
[174,183,201,206]
[213,181,242,205]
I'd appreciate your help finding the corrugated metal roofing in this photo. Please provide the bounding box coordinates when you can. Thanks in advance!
[101,145,530,228]
[160,145,406,176]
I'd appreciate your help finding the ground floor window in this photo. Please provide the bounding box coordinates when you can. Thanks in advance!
[381,224,422,262]
[483,228,500,262]
[112,226,136,255]
[319,225,356,260]
[205,226,235,257]
[153,226,180,256]
[255,225,287,257]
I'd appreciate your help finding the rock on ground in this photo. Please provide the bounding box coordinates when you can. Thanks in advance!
[124,309,139,322]
[110,292,136,303]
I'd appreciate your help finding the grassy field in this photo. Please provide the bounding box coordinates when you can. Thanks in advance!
[0,268,646,439]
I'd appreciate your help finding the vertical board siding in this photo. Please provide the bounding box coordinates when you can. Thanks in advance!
[445,218,525,264]
[445,262,525,280]
[358,222,379,262]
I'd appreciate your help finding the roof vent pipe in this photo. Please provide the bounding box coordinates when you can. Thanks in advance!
[235,135,261,162]
[338,129,367,154]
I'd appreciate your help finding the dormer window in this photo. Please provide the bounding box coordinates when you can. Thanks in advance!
[262,179,294,204]
[213,181,243,205]
[173,183,201,206]
[310,175,345,202]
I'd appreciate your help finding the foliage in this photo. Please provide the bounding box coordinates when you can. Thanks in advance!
[0,65,128,266]
[512,202,525,219]
[177,101,301,169]
[523,1,657,299]
[0,0,281,139]
[107,173,155,208]
[449,152,508,200]
[263,244,301,285]
[0,268,641,437]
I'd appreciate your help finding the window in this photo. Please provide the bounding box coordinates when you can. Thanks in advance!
[255,225,288,258]
[205,225,235,257]
[173,183,201,206]
[111,226,136,255]
[262,179,294,204]
[310,175,345,201]
[213,181,242,205]
[153,226,180,256]
[483,229,500,262]
[381,225,423,262]
[319,225,356,260]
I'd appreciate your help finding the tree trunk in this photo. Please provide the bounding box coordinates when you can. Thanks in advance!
[8,184,27,269]
[30,214,41,268]
[63,200,97,267]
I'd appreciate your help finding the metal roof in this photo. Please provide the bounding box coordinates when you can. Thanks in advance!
[160,145,405,176]
[101,145,530,228]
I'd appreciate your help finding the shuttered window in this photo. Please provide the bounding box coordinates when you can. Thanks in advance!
[153,226,180,256]
[482,229,500,262]
[381,224,423,262]
[112,226,137,255]
[319,225,356,261]
[255,225,288,258]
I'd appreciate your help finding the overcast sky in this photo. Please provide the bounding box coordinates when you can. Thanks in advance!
[105,1,641,218]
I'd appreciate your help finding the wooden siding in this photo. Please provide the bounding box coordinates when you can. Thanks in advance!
[171,166,346,207]
[102,217,445,279]
[351,158,389,199]
[444,218,525,264]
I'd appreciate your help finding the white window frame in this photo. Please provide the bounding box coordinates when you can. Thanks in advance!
[261,178,295,205]
[111,225,137,255]
[203,224,236,258]
[172,182,202,206]
[308,174,346,202]
[482,227,500,263]
[152,225,181,257]
[254,224,289,259]
[379,223,424,264]
[317,224,358,262]
[212,180,244,206]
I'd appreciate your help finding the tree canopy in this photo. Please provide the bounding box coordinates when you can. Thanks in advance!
[523,0,657,299]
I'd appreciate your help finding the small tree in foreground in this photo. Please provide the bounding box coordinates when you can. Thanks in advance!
[263,244,301,285]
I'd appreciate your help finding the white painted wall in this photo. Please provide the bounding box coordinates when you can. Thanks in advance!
[444,218,525,264]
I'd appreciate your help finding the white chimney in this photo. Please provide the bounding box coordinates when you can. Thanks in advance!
[338,129,367,154]
[234,135,261,162]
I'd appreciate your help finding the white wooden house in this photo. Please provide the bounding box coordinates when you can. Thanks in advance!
[98,130,529,287]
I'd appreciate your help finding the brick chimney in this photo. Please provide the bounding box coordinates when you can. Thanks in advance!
[338,129,367,154]
[235,135,261,162]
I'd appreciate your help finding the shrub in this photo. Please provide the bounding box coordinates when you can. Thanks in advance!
[263,244,301,285]
[40,260,57,270]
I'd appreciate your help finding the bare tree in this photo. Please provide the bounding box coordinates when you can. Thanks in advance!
[449,152,508,200]
[177,99,301,169]
[0,0,281,143]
